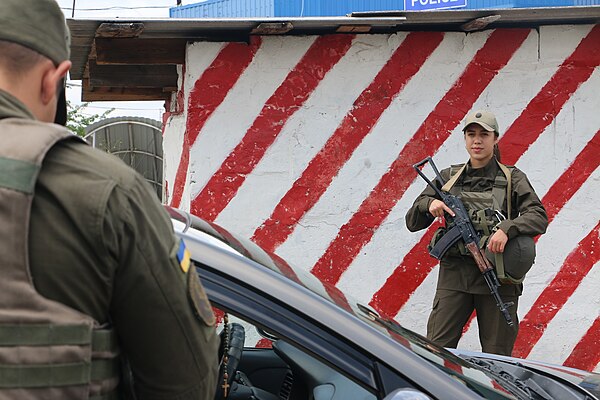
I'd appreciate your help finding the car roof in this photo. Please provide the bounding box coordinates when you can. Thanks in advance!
[166,206,519,399]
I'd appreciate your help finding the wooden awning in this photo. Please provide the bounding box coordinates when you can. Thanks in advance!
[67,7,600,102]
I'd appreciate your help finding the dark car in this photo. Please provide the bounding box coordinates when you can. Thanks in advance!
[167,207,600,400]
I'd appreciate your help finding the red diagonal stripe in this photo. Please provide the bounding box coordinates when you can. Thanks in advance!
[370,223,440,317]
[564,316,600,372]
[323,282,354,314]
[206,220,255,260]
[252,32,445,251]
[214,308,225,326]
[170,39,262,208]
[270,250,353,315]
[444,358,509,394]
[370,28,600,318]
[190,34,355,220]
[501,25,600,165]
[542,129,600,224]
[208,220,304,285]
[270,251,303,286]
[444,360,463,374]
[210,219,349,312]
[256,338,273,348]
[170,143,190,208]
[310,29,530,287]
[513,222,600,358]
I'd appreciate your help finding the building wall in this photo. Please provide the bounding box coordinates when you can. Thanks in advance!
[163,25,600,371]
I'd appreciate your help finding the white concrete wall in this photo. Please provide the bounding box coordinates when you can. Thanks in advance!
[163,25,600,372]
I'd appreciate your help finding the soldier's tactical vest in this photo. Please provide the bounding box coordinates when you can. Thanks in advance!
[0,119,120,399]
[439,160,527,285]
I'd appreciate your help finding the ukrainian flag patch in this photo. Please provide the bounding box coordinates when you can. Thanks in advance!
[176,239,191,273]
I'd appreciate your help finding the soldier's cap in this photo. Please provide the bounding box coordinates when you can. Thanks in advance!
[0,0,70,66]
[462,110,500,135]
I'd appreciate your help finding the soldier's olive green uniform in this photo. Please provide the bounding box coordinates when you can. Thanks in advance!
[406,159,548,355]
[0,90,219,398]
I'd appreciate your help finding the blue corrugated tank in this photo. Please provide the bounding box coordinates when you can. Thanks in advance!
[170,0,600,16]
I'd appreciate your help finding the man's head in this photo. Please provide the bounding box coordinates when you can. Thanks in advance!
[0,0,71,123]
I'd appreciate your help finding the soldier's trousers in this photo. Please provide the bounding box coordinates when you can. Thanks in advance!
[426,289,519,356]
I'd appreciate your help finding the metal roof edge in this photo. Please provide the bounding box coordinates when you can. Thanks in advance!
[66,7,599,94]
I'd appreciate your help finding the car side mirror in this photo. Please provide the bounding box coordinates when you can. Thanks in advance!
[383,388,432,400]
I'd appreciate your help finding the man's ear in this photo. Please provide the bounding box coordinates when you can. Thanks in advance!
[41,60,71,105]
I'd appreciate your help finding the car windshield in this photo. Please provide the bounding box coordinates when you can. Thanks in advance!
[167,207,516,399]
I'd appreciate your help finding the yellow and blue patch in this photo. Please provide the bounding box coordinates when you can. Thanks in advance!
[176,239,191,273]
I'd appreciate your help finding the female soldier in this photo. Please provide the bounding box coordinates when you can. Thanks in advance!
[405,110,548,356]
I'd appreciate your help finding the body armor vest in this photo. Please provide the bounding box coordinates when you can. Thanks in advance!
[0,118,120,399]
[435,160,526,284]
[445,161,512,242]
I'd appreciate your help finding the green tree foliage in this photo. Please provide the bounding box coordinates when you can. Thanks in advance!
[66,100,114,138]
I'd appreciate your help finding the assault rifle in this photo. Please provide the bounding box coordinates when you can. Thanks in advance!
[413,156,515,327]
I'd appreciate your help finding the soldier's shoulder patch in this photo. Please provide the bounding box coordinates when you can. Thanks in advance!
[176,239,191,273]
[187,270,216,327]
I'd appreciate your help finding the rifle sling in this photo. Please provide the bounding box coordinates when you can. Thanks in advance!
[441,163,466,193]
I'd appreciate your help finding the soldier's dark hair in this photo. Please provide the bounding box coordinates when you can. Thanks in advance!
[0,40,47,77]
[494,143,502,162]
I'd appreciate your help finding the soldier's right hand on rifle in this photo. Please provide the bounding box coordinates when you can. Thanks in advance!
[429,199,455,220]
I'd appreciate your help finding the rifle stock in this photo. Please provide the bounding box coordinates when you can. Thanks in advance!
[413,157,515,327]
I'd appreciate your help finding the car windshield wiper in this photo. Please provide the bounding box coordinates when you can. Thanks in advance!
[356,305,555,400]
[465,357,554,400]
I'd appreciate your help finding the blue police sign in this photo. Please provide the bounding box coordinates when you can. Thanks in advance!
[405,0,467,11]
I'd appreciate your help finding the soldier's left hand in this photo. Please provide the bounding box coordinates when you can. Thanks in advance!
[487,229,508,253]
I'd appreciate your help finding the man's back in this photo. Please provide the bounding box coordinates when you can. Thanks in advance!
[1,116,219,398]
[0,0,218,395]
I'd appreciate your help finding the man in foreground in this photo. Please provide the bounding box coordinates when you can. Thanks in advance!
[0,0,218,398]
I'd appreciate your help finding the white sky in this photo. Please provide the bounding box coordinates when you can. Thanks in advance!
[56,0,198,121]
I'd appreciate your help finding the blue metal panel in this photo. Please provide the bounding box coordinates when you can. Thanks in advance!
[275,0,410,16]
[461,0,597,8]
[513,0,591,7]
[170,0,275,18]
[275,0,303,16]
[171,0,600,17]
[462,0,515,8]
[318,0,406,16]
[172,0,412,16]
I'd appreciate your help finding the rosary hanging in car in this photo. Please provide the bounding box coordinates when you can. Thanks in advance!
[222,313,230,397]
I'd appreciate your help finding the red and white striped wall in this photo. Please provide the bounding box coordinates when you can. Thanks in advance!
[163,24,600,372]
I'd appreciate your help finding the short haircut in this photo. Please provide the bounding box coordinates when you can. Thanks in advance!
[0,40,47,77]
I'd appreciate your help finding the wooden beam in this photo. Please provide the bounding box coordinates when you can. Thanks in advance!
[96,22,144,38]
[88,61,178,90]
[95,38,187,65]
[251,22,293,35]
[336,25,372,33]
[82,79,171,101]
